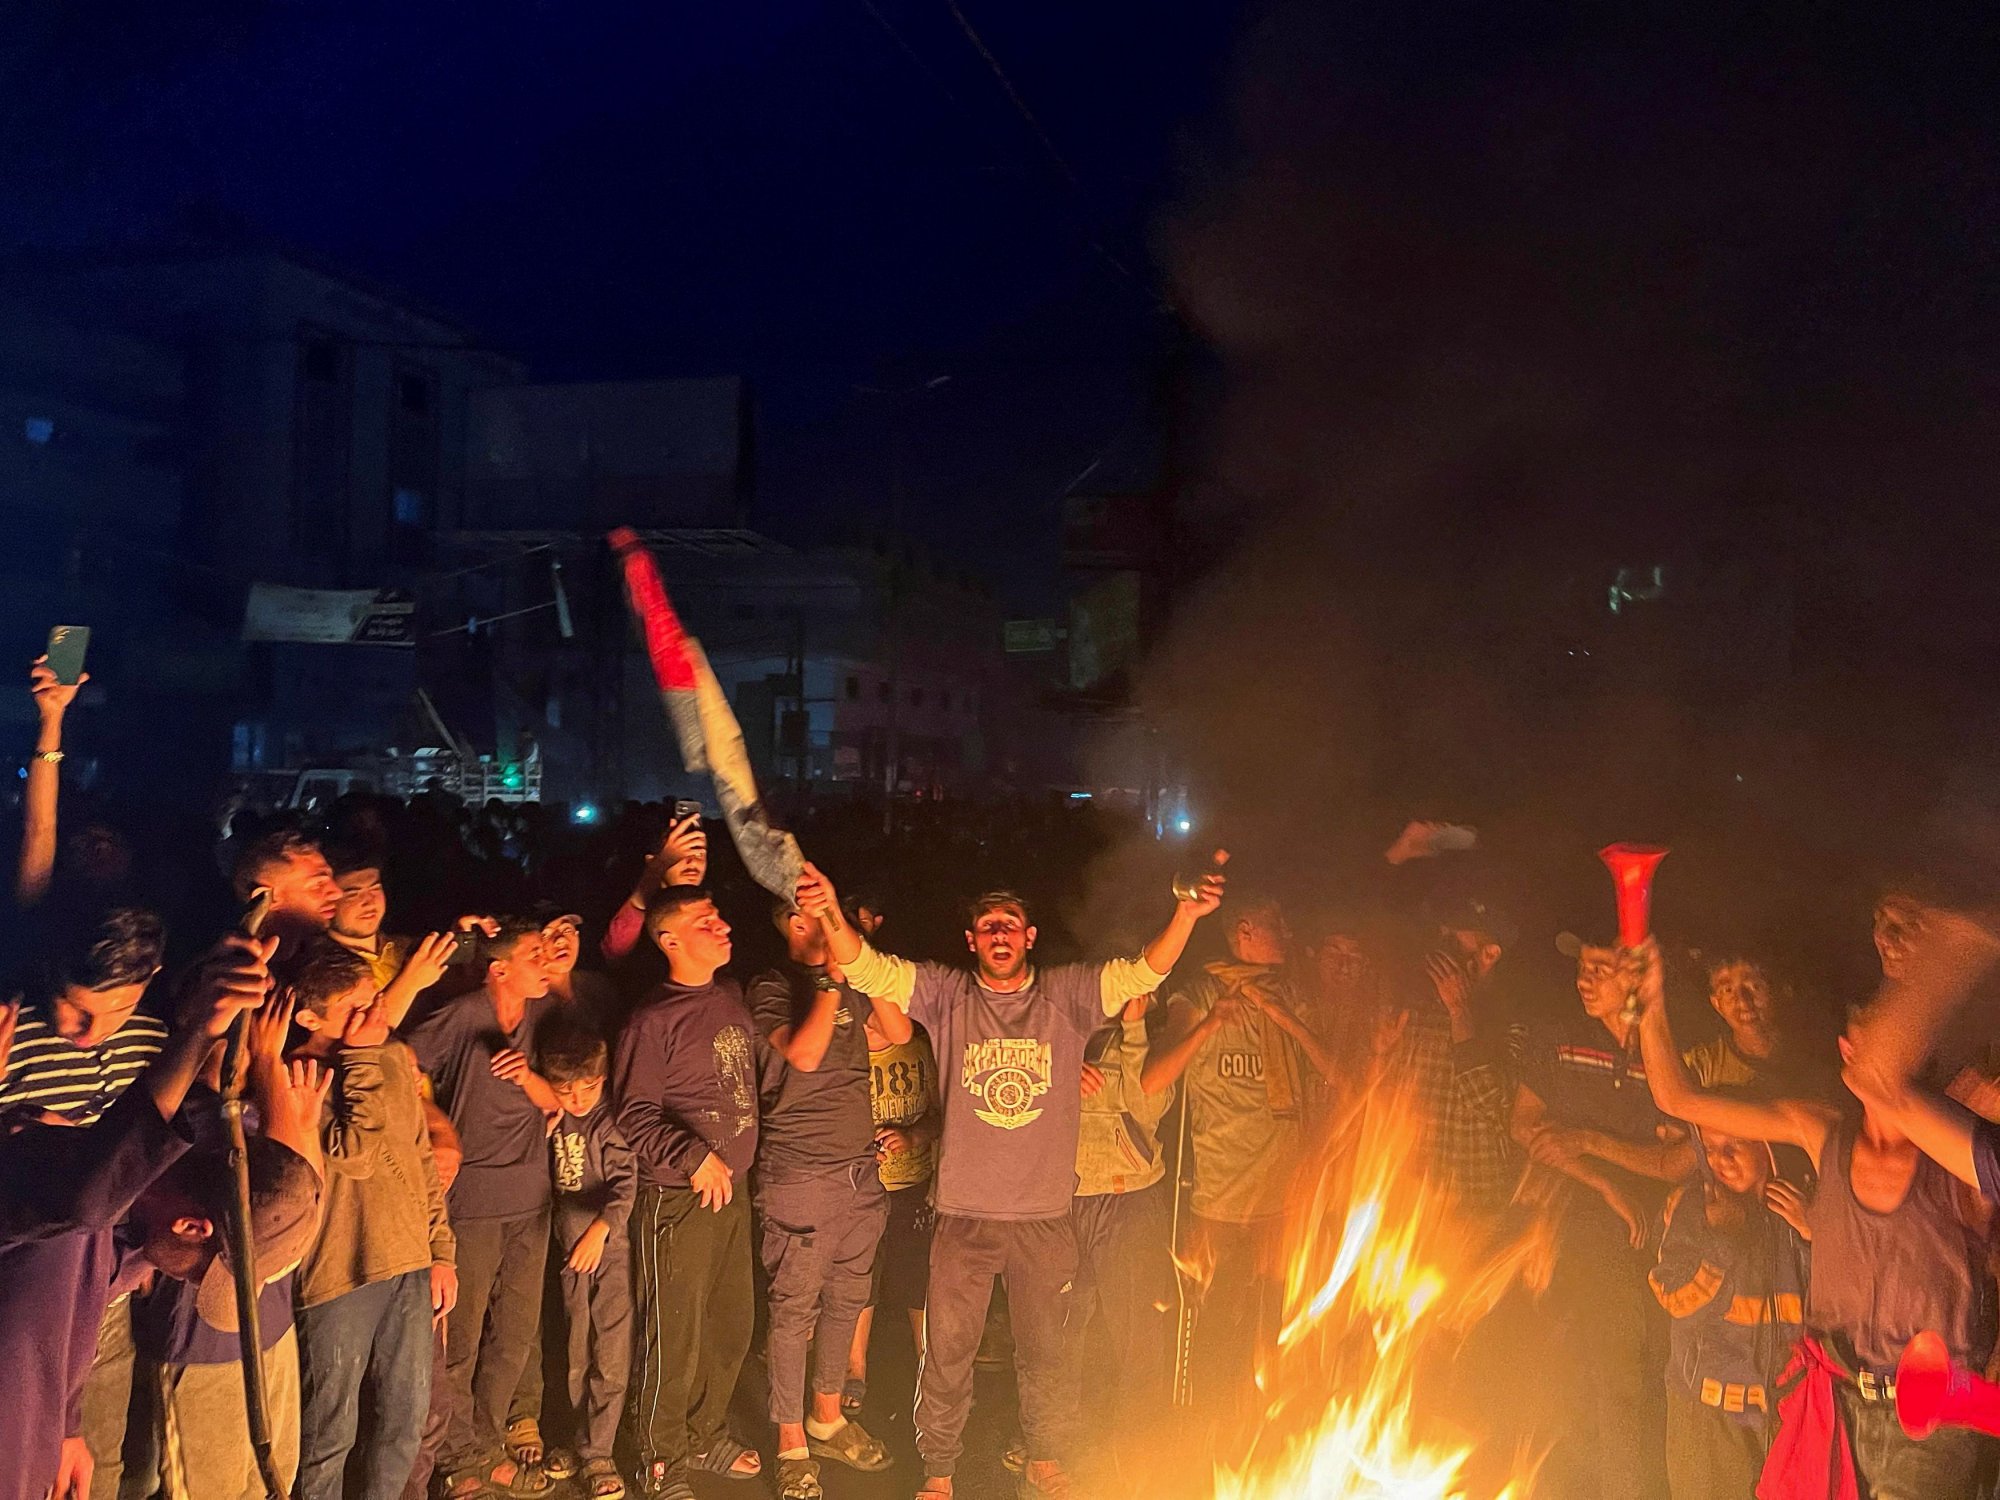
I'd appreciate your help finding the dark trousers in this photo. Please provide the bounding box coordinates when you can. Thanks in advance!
[1186,1214,1283,1416]
[631,1185,754,1478]
[917,1214,1077,1478]
[297,1268,435,1500]
[1070,1186,1173,1427]
[1548,1229,1666,1500]
[1838,1385,1988,1500]
[560,1234,634,1461]
[1664,1393,1766,1500]
[439,1209,550,1475]
[759,1165,890,1426]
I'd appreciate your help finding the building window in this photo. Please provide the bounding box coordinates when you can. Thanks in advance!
[845,676,860,701]
[23,417,53,445]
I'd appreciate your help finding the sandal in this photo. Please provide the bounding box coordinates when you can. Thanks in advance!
[505,1417,546,1468]
[689,1435,763,1479]
[841,1376,867,1414]
[486,1459,556,1498]
[443,1473,495,1500]
[544,1447,579,1481]
[584,1455,627,1499]
[777,1456,823,1500]
[809,1418,893,1473]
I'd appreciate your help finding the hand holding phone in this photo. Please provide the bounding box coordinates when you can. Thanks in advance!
[45,626,90,687]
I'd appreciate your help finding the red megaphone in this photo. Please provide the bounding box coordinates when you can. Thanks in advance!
[1897,1330,2000,1438]
[1599,843,1669,949]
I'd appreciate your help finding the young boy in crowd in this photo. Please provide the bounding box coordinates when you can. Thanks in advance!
[1635,937,1995,1500]
[749,901,912,1500]
[540,1022,637,1500]
[133,984,330,1500]
[615,886,762,1500]
[1650,1118,1807,1500]
[845,1008,940,1414]
[403,918,560,1500]
[287,941,457,1500]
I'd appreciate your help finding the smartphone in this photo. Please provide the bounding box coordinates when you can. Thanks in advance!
[46,625,90,687]
[672,799,703,824]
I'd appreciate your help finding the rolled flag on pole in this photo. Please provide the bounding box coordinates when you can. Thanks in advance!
[609,527,806,901]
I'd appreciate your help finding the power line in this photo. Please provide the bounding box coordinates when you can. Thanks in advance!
[936,0,1157,297]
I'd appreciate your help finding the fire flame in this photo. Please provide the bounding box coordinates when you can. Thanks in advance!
[1207,1075,1555,1500]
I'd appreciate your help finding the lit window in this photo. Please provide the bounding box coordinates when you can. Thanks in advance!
[23,417,53,445]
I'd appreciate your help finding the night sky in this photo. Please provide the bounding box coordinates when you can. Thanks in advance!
[3,0,1241,604]
[7,2,1999,620]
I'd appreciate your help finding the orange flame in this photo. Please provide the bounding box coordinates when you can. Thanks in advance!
[1209,1073,1552,1500]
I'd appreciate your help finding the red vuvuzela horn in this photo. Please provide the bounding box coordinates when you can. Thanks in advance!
[1897,1330,2000,1438]
[1599,843,1669,949]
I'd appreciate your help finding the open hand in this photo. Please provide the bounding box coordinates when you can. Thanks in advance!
[1426,952,1471,1016]
[691,1150,734,1211]
[1605,1185,1649,1249]
[399,932,460,994]
[286,1057,335,1129]
[567,1219,612,1275]
[247,986,298,1066]
[490,1048,533,1086]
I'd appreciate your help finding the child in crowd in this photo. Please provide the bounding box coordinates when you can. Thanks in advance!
[1650,1117,1807,1500]
[541,1023,637,1500]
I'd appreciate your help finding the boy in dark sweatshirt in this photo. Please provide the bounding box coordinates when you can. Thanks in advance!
[1650,1123,1807,1500]
[541,1023,637,1500]
[613,887,761,1500]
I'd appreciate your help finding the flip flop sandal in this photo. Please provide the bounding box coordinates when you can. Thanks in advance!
[443,1473,497,1500]
[689,1436,763,1479]
[777,1456,823,1500]
[809,1419,893,1473]
[841,1376,867,1414]
[583,1456,627,1499]
[505,1417,546,1467]
[1002,1442,1027,1474]
[544,1448,580,1481]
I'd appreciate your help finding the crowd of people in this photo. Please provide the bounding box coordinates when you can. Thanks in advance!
[10,654,2000,1500]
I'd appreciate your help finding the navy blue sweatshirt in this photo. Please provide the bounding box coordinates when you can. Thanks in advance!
[0,1086,192,1500]
[613,978,759,1189]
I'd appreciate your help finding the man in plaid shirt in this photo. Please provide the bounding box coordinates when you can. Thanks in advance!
[1389,896,1525,1215]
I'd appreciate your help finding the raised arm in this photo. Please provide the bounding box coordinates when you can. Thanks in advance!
[1138,852,1228,980]
[1631,939,1833,1165]
[1142,992,1230,1095]
[18,655,82,908]
[379,932,459,1029]
[796,863,919,1009]
[1843,1060,1983,1192]
[606,814,708,961]
[755,973,841,1072]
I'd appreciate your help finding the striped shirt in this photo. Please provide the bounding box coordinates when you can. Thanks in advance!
[0,1002,169,1125]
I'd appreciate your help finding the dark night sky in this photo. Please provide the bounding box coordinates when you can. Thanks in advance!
[2,0,1242,605]
[7,1,2000,616]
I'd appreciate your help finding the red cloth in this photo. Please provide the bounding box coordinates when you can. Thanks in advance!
[1757,1337,1859,1500]
[602,900,643,963]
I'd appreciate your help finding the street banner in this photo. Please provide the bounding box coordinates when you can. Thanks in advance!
[242,585,415,646]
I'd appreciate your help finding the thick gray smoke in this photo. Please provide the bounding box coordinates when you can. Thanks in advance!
[1085,2,2000,958]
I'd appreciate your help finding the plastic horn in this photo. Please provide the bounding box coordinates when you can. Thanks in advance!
[1897,1330,2000,1438]
[1600,843,1667,1023]
[1600,843,1669,949]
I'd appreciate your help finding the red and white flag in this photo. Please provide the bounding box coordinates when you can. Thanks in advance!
[609,527,805,901]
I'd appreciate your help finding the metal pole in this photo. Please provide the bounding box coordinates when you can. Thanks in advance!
[224,889,285,1500]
